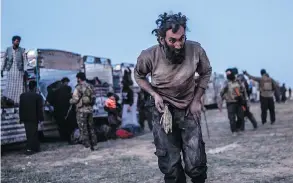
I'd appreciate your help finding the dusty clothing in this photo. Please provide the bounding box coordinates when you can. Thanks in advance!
[260,96,275,123]
[135,41,211,183]
[2,47,26,103]
[70,82,95,113]
[76,112,97,147]
[134,40,212,109]
[152,106,207,183]
[247,74,277,98]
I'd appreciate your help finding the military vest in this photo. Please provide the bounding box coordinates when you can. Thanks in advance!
[227,81,242,100]
[79,83,95,106]
[260,76,273,91]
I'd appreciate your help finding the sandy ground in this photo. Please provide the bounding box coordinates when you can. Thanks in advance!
[1,101,293,183]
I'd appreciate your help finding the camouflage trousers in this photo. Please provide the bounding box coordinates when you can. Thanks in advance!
[152,105,207,183]
[76,112,97,148]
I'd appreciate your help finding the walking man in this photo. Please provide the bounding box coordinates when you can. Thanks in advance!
[134,12,212,183]
[236,73,258,129]
[221,69,246,134]
[244,69,277,124]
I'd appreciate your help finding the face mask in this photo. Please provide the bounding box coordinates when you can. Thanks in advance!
[227,74,235,81]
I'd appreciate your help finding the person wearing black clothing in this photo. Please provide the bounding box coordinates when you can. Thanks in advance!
[122,84,134,110]
[221,69,246,134]
[237,74,258,129]
[104,92,122,139]
[137,89,153,131]
[280,83,287,103]
[121,68,140,131]
[53,77,73,143]
[19,81,44,155]
[244,69,277,124]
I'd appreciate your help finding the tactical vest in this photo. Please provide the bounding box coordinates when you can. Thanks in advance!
[80,83,96,106]
[260,77,273,91]
[227,81,242,100]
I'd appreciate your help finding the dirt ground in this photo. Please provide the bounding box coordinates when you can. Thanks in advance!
[1,101,293,183]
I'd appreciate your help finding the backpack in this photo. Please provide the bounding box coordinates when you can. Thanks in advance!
[81,83,96,106]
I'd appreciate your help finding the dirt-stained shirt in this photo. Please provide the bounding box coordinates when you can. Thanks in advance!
[134,40,212,109]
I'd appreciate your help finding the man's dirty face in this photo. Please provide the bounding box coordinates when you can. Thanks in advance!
[161,25,186,63]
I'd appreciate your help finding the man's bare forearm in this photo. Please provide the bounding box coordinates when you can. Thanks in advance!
[136,78,157,97]
[193,87,205,102]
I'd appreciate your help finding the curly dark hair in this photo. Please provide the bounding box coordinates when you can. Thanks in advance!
[152,12,188,45]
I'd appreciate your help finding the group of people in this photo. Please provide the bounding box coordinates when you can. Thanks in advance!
[3,12,211,183]
[3,11,292,183]
[220,67,282,135]
[18,72,98,154]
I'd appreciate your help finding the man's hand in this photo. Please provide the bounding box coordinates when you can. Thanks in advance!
[186,99,202,122]
[153,93,164,113]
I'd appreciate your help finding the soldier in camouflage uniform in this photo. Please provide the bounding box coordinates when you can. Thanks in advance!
[70,72,97,150]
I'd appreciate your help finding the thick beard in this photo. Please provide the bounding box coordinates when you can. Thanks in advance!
[13,44,19,49]
[164,42,185,64]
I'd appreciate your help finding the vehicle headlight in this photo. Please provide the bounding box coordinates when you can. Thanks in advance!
[27,58,37,67]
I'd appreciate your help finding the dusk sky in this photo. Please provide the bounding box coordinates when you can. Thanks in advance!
[2,0,292,87]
